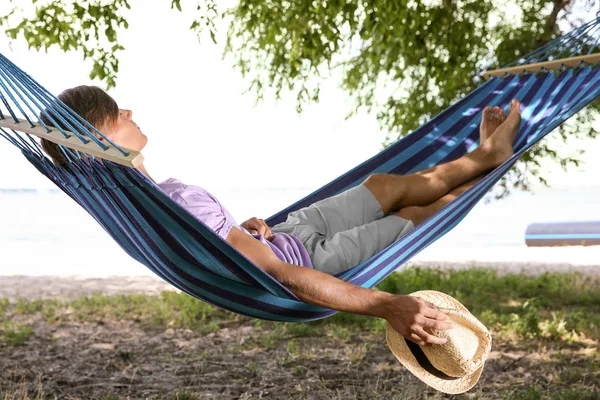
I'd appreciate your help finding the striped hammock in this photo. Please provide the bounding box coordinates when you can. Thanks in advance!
[1,17,600,322]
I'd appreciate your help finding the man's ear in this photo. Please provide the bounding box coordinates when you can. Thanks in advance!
[96,135,108,144]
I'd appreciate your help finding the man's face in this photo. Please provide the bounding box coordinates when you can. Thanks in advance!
[102,108,148,151]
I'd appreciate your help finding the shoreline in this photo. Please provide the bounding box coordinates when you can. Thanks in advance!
[1,261,598,301]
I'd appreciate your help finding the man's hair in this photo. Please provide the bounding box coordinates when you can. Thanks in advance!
[39,85,119,167]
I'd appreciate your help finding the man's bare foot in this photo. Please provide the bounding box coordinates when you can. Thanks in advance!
[480,106,506,142]
[482,99,522,167]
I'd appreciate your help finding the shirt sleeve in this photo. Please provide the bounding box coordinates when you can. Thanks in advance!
[173,189,235,240]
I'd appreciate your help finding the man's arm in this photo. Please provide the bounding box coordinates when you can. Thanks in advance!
[226,227,452,345]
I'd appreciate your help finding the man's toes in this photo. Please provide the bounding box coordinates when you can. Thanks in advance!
[493,106,502,120]
[482,106,493,121]
[498,108,506,122]
[510,98,521,114]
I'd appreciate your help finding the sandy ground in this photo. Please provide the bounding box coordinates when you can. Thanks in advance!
[0,260,598,301]
[0,275,179,301]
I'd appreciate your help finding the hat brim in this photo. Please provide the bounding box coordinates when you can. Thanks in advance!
[386,324,484,394]
[385,290,487,394]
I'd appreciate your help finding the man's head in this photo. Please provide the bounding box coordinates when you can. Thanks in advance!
[40,85,147,166]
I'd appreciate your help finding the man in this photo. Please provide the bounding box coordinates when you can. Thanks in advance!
[40,85,520,346]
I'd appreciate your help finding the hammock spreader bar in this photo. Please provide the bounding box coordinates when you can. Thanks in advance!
[484,53,600,79]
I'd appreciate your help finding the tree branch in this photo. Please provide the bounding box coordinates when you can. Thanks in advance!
[547,0,571,32]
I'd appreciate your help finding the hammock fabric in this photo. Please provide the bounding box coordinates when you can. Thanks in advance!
[1,17,600,322]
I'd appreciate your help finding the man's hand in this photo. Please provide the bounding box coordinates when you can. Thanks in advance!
[241,217,273,240]
[380,295,453,346]
[226,227,452,346]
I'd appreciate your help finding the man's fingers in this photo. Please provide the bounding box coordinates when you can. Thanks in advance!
[409,333,426,346]
[421,302,450,320]
[415,328,447,345]
[423,318,453,331]
[258,219,270,236]
[407,328,447,346]
[250,219,265,235]
[422,300,440,310]
[243,217,274,238]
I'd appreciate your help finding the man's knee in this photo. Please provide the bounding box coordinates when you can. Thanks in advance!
[363,173,387,189]
[363,173,408,210]
[396,206,428,227]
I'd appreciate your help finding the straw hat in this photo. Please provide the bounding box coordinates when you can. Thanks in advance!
[385,290,492,394]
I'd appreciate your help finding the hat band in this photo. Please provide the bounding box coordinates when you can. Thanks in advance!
[405,338,461,381]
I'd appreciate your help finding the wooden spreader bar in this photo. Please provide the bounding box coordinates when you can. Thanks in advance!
[0,117,144,168]
[483,53,600,79]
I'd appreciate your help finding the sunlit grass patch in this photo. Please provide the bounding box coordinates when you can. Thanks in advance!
[0,321,33,346]
[0,268,598,344]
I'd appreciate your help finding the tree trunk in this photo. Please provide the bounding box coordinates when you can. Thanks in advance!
[533,0,572,49]
[546,0,571,35]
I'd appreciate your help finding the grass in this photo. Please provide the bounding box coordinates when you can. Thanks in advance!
[1,268,598,342]
[0,321,34,346]
[0,268,599,399]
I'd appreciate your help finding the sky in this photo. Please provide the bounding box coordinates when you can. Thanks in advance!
[0,0,598,193]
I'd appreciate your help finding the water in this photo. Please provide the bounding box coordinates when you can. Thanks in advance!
[0,184,599,277]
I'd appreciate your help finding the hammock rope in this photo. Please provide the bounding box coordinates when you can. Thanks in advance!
[1,17,600,321]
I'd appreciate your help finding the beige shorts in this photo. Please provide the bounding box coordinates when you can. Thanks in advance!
[271,184,415,275]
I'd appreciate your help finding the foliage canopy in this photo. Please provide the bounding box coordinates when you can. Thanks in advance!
[1,0,599,194]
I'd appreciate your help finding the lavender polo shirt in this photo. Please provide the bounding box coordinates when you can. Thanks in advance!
[157,178,313,269]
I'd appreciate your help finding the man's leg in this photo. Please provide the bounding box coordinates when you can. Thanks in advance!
[395,175,483,227]
[363,99,520,214]
[308,175,484,275]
